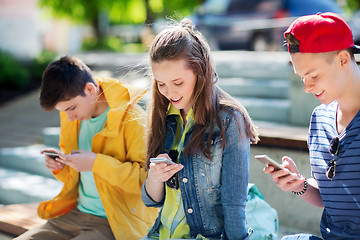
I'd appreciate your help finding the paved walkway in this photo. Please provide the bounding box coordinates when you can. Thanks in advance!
[0,89,60,149]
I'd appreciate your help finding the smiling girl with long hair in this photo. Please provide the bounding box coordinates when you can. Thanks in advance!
[141,18,258,240]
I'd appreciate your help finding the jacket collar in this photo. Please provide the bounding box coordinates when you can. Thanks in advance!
[95,77,146,137]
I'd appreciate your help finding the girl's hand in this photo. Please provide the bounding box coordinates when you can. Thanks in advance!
[263,156,305,192]
[148,154,183,183]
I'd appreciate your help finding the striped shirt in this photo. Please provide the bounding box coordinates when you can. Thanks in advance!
[308,101,360,239]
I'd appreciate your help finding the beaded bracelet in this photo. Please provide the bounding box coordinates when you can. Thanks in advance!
[292,178,308,196]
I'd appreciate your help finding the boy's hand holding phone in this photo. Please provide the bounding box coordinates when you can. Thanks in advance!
[42,150,60,159]
[41,149,65,171]
[42,149,97,172]
[62,150,97,172]
[261,155,305,192]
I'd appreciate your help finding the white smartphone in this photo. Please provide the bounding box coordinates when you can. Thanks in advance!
[42,151,59,159]
[150,157,175,165]
[255,154,285,171]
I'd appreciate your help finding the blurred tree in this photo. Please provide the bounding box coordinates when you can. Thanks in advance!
[108,0,204,25]
[150,0,204,20]
[340,0,360,13]
[346,0,359,8]
[39,0,204,42]
[39,0,112,41]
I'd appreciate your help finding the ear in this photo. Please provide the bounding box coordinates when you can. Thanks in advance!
[337,50,351,67]
[84,82,97,95]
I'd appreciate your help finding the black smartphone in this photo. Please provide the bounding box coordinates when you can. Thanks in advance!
[42,151,59,159]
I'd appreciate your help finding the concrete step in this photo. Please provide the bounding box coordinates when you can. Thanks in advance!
[236,97,290,123]
[75,51,292,80]
[42,127,60,148]
[0,167,62,204]
[218,77,289,99]
[214,51,292,79]
[0,145,55,178]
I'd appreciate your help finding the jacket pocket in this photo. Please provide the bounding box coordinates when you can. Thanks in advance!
[197,136,223,166]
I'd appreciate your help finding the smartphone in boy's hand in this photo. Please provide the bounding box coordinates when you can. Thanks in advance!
[255,155,285,171]
[255,154,300,180]
[42,151,59,159]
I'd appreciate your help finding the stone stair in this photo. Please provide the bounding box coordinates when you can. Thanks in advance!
[79,51,298,124]
[215,51,293,124]
[0,131,63,205]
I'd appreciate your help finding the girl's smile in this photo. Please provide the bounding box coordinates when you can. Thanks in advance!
[151,58,197,116]
[170,97,183,104]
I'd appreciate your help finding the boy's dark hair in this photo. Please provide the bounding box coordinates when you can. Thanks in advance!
[40,56,95,111]
[285,33,300,46]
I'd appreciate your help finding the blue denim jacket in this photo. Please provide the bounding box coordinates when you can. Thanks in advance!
[142,108,251,240]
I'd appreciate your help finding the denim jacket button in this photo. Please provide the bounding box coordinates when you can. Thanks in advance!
[187,208,193,214]
[182,177,188,183]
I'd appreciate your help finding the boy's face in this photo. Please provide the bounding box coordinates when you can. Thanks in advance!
[55,84,97,121]
[290,52,346,105]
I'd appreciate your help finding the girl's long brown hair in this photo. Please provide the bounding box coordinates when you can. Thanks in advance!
[146,18,258,169]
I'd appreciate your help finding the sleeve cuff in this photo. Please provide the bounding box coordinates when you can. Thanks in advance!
[141,180,165,208]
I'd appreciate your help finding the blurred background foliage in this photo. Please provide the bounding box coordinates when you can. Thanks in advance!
[345,0,360,11]
[38,0,204,25]
[38,0,204,51]
[0,50,56,89]
[1,0,359,101]
[0,51,29,89]
[36,0,360,52]
[0,50,56,103]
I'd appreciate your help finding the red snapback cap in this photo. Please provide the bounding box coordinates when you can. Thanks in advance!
[284,12,360,53]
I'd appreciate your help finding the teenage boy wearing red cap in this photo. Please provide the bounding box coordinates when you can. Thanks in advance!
[264,12,360,239]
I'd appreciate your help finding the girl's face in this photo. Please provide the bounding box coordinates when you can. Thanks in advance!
[151,58,197,116]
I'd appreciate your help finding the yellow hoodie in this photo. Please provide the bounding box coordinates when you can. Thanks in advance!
[38,77,158,239]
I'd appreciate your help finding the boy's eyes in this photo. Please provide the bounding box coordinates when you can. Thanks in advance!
[301,75,318,82]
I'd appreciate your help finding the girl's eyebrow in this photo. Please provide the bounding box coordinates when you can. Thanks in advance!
[155,78,182,83]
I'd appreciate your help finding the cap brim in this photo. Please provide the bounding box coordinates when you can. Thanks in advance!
[351,45,360,54]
